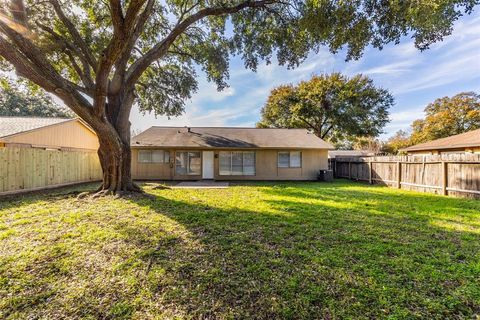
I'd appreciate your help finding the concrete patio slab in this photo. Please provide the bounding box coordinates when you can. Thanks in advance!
[172,181,230,189]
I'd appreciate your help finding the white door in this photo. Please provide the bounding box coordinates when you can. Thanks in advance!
[202,151,214,179]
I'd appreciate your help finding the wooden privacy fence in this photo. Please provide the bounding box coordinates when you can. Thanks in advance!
[333,154,480,198]
[0,147,102,195]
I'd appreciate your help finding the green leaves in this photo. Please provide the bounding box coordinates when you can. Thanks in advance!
[383,91,480,153]
[0,79,74,118]
[0,0,477,120]
[410,92,480,144]
[136,63,198,117]
[258,73,393,146]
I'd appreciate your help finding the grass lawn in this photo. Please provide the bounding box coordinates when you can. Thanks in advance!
[0,180,479,319]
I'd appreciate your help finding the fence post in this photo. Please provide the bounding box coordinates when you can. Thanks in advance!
[368,160,372,184]
[348,161,351,180]
[442,161,448,195]
[334,159,337,178]
[397,161,402,189]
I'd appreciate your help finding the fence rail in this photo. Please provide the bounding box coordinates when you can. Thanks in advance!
[0,147,102,195]
[332,154,480,198]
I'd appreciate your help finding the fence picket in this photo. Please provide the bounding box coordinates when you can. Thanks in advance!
[333,154,480,198]
[0,147,101,195]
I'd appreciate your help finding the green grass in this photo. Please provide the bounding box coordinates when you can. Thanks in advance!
[0,180,479,319]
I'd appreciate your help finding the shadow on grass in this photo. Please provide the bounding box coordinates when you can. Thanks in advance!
[0,182,101,211]
[1,181,479,319]
[120,183,480,319]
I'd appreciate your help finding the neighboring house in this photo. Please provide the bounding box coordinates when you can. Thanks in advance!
[131,127,333,181]
[328,150,379,158]
[0,117,101,195]
[0,117,99,151]
[400,128,480,155]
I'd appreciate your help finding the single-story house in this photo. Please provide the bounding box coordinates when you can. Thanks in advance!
[400,128,480,155]
[131,127,333,181]
[328,150,379,158]
[0,117,99,151]
[0,117,101,195]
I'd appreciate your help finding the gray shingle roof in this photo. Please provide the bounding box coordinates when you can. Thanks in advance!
[400,128,480,152]
[132,127,334,149]
[0,117,72,138]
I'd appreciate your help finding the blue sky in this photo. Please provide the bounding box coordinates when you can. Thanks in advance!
[131,11,480,138]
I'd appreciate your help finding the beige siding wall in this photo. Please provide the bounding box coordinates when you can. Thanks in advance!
[131,149,174,180]
[2,120,99,150]
[132,148,328,181]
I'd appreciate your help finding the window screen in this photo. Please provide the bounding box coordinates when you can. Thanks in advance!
[290,151,301,168]
[152,150,170,163]
[231,152,243,175]
[219,152,231,175]
[138,150,169,163]
[278,151,302,168]
[138,150,152,163]
[278,152,290,168]
[243,152,256,175]
[219,151,255,176]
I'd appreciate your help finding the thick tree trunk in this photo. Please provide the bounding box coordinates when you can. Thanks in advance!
[96,138,140,194]
[88,95,141,195]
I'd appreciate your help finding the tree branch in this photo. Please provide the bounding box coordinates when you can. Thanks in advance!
[111,0,155,93]
[49,0,97,68]
[0,19,66,85]
[126,0,277,87]
[36,21,95,90]
[322,124,334,139]
[0,18,94,119]
[0,37,94,120]
[64,50,95,96]
[297,116,319,134]
[93,0,149,117]
[9,0,28,26]
[109,0,124,33]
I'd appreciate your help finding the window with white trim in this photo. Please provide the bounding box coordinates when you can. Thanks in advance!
[138,150,170,163]
[219,151,255,175]
[278,151,302,168]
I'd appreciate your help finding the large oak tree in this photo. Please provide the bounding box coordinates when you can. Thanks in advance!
[257,73,393,146]
[0,0,477,194]
[410,92,480,144]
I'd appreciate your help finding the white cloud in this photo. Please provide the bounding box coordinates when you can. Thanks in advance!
[190,81,236,104]
[392,54,480,95]
[380,107,424,138]
[357,59,419,76]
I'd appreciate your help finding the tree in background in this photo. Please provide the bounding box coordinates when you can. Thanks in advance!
[410,92,480,144]
[0,80,73,117]
[351,136,385,153]
[257,73,393,147]
[383,130,412,154]
[381,92,480,154]
[0,0,477,194]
